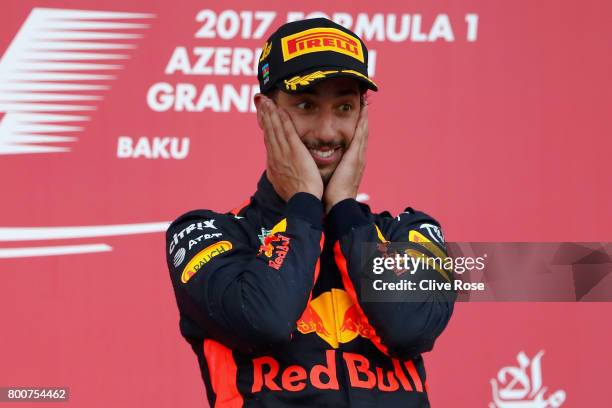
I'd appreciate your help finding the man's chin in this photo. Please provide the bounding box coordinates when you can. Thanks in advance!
[320,167,336,185]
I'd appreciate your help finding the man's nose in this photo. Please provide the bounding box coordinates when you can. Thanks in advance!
[312,111,338,144]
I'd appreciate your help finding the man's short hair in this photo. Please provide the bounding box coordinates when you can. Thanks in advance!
[264,84,369,108]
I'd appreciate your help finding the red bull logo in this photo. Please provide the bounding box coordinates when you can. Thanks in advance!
[296,288,376,348]
[251,350,425,393]
[258,234,281,258]
[339,304,376,339]
[268,234,290,270]
[258,233,291,270]
[257,218,289,262]
[296,304,331,337]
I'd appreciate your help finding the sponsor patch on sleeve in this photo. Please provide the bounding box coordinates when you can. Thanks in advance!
[407,224,451,280]
[409,224,445,245]
[257,218,290,270]
[408,227,446,256]
[181,240,233,283]
[168,218,218,255]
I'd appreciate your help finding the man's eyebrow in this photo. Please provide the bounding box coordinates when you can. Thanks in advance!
[296,88,360,97]
[335,88,360,97]
[298,89,316,96]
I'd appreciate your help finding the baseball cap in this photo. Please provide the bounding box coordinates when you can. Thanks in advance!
[257,18,378,94]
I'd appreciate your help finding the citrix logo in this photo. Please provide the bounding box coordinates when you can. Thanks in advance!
[168,220,217,254]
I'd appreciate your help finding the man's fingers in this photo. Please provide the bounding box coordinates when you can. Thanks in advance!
[267,102,292,156]
[260,101,274,145]
[338,105,368,166]
[346,106,368,150]
[276,107,321,177]
[355,104,369,154]
[261,101,282,158]
[357,105,368,138]
[261,111,273,152]
[277,108,301,146]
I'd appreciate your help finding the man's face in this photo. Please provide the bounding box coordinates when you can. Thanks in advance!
[272,77,362,184]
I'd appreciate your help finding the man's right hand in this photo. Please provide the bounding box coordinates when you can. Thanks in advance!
[257,95,323,201]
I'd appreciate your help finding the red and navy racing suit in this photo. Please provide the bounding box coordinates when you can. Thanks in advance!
[166,173,456,407]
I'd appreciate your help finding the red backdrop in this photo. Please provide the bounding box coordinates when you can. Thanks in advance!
[1,1,611,406]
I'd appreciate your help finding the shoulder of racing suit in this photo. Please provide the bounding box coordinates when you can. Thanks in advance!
[372,206,446,247]
[165,193,326,353]
[330,199,447,250]
[164,208,252,343]
[165,208,254,271]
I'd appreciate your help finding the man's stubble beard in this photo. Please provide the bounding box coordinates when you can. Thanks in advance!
[320,165,335,186]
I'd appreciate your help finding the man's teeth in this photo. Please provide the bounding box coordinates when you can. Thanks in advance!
[310,149,335,159]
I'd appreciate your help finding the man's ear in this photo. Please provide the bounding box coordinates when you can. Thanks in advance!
[253,93,264,130]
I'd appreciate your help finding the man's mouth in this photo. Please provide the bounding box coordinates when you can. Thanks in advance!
[309,147,341,165]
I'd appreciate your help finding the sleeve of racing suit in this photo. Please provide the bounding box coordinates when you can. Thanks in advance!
[166,192,324,354]
[326,198,456,360]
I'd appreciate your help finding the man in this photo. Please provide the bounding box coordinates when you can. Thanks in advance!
[166,18,455,407]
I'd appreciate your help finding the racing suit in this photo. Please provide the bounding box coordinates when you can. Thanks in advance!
[166,172,455,407]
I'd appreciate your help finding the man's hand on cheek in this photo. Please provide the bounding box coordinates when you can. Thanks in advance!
[260,96,324,202]
[323,104,368,213]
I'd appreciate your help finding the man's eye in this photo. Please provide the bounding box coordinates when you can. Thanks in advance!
[296,101,312,110]
[339,103,353,112]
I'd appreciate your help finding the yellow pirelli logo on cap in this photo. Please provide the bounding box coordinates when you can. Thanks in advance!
[281,27,364,63]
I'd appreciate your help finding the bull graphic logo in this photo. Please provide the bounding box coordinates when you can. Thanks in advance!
[257,219,288,258]
[258,234,281,258]
[296,288,376,349]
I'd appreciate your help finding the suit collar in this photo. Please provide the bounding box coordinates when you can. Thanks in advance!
[252,171,286,220]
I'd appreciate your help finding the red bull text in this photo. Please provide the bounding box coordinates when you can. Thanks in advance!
[251,350,424,393]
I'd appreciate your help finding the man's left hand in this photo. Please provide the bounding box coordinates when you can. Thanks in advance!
[323,104,369,213]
